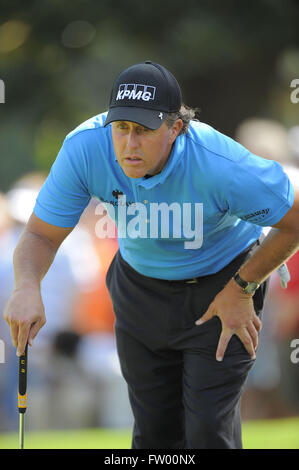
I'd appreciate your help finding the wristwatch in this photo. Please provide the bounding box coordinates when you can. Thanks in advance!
[233,273,260,295]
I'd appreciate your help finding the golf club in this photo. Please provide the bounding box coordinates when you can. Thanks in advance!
[18,343,28,449]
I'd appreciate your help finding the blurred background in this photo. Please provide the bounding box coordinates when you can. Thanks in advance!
[0,0,299,439]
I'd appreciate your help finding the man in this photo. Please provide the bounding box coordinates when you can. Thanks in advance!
[3,61,299,449]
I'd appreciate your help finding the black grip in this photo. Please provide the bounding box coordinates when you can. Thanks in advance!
[18,343,28,413]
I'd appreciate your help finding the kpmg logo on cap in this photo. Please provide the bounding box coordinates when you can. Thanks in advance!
[116,84,156,102]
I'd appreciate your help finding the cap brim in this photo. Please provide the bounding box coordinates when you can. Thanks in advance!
[104,106,168,130]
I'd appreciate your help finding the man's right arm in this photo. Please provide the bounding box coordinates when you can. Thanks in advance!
[3,213,74,356]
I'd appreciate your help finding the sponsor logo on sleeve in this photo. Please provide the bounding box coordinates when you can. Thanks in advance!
[242,208,270,221]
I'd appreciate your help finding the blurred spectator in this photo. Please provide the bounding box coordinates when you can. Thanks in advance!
[72,198,133,428]
[235,118,299,419]
[235,118,293,164]
[72,198,118,335]
[0,172,83,430]
[269,204,299,416]
[0,173,132,431]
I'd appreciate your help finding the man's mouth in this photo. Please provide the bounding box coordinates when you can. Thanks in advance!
[124,156,143,164]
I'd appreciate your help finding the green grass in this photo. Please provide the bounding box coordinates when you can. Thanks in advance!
[0,427,131,449]
[242,416,299,449]
[0,417,298,449]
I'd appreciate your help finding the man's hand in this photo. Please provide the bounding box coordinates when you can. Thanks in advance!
[3,284,46,356]
[195,278,262,361]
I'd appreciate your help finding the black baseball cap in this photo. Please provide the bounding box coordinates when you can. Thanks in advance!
[104,61,182,130]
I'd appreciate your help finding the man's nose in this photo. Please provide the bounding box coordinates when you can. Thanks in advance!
[126,130,140,149]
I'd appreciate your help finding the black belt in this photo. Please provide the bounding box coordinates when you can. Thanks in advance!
[168,240,260,285]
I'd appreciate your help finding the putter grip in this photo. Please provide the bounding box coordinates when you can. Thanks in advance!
[18,344,28,413]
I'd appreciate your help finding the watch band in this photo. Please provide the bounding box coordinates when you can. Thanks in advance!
[233,273,260,294]
[233,273,249,290]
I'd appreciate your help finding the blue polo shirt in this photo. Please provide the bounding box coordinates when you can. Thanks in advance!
[34,112,294,280]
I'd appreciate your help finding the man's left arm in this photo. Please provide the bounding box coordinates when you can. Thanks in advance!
[196,188,299,362]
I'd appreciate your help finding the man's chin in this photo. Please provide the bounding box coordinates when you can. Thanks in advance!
[121,166,147,179]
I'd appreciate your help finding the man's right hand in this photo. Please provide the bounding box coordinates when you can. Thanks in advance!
[3,285,46,356]
[2,213,74,356]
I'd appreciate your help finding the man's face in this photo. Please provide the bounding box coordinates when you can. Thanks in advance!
[111,120,182,179]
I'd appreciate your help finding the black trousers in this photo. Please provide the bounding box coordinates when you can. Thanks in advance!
[106,243,268,449]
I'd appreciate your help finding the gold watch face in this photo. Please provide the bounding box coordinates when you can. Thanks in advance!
[244,282,259,294]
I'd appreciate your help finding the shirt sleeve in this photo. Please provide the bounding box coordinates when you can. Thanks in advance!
[33,140,91,227]
[226,149,295,226]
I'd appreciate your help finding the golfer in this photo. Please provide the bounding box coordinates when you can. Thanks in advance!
[3,61,299,449]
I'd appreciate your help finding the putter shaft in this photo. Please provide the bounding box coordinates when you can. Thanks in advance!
[19,413,25,449]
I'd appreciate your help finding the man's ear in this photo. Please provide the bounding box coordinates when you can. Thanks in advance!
[169,119,183,143]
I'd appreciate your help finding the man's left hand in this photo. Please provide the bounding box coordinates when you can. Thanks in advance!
[195,278,262,361]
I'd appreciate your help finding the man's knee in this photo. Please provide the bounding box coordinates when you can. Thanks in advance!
[185,409,242,449]
[132,414,185,449]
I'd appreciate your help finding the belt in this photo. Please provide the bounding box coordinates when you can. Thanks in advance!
[185,278,200,284]
[168,240,260,285]
[172,242,291,288]
[170,275,213,285]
